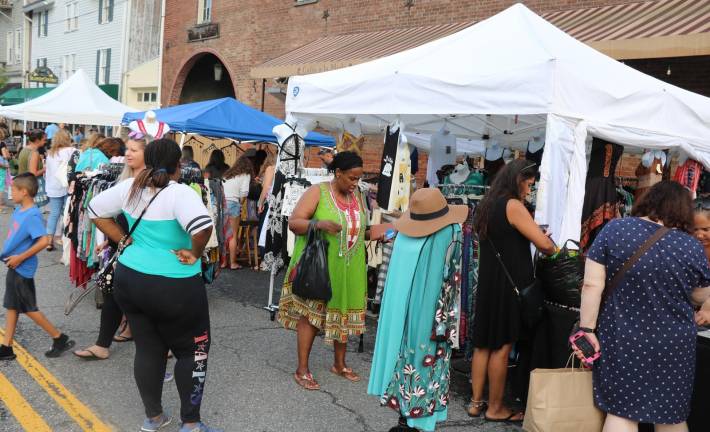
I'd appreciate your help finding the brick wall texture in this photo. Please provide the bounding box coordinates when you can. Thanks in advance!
[162,0,702,180]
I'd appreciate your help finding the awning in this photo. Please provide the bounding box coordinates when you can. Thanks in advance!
[544,0,710,59]
[0,87,54,105]
[250,22,473,78]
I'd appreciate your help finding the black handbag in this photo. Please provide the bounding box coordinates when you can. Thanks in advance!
[488,239,544,329]
[96,186,168,295]
[537,239,584,307]
[291,220,332,302]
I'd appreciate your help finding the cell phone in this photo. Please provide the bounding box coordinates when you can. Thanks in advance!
[384,229,396,241]
[569,331,601,364]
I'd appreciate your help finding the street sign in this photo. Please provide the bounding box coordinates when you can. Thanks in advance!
[28,66,59,84]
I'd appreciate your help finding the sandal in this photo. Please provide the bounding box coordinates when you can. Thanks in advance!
[484,411,524,424]
[46,244,55,252]
[293,372,320,390]
[467,399,487,418]
[230,263,242,270]
[73,348,108,361]
[330,366,361,383]
[113,334,133,342]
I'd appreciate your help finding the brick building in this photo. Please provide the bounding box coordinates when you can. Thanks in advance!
[161,0,710,175]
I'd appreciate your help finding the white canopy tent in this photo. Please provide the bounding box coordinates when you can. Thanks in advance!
[285,3,710,244]
[0,69,136,126]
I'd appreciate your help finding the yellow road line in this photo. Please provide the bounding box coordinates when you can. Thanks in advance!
[0,370,52,432]
[0,330,112,431]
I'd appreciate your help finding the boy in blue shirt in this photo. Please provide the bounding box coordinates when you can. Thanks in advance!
[0,173,74,360]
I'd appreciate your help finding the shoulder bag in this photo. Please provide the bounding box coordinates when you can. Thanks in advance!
[96,185,169,295]
[489,238,544,329]
[291,220,332,302]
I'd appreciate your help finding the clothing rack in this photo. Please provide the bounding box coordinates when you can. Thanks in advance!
[180,166,203,184]
[264,175,312,321]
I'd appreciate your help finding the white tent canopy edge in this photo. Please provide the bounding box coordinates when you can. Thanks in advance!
[282,3,710,245]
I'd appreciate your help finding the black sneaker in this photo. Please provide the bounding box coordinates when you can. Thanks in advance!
[45,334,75,358]
[0,344,16,360]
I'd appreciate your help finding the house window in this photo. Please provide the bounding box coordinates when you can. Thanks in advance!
[99,0,114,24]
[62,54,76,81]
[6,32,12,65]
[36,58,47,68]
[197,0,212,23]
[66,2,79,32]
[37,10,48,37]
[14,28,21,64]
[137,92,157,103]
[96,48,111,85]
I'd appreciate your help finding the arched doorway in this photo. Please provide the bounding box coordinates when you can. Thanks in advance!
[177,53,235,104]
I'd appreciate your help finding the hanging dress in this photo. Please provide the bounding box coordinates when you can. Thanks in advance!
[337,131,365,156]
[579,138,623,251]
[278,182,367,344]
[263,126,305,272]
[369,224,462,432]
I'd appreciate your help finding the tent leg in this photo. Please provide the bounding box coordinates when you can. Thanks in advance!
[179,132,186,148]
[22,120,26,147]
[263,265,279,321]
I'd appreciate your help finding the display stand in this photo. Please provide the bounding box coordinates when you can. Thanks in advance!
[264,266,279,321]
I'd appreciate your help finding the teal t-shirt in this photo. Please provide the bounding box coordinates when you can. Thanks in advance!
[75,148,109,172]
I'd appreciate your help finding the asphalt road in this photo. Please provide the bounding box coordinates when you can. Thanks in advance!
[0,211,522,432]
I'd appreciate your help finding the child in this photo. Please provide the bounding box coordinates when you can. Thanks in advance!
[0,173,74,361]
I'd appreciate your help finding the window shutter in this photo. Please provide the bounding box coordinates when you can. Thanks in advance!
[98,0,103,24]
[108,0,114,22]
[105,48,111,84]
[37,12,41,37]
[95,50,101,83]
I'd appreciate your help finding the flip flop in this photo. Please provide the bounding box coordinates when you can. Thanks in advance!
[293,372,320,390]
[113,334,133,342]
[484,411,524,424]
[73,348,108,361]
[330,366,361,383]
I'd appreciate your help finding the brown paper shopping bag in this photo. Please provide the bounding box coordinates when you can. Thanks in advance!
[522,365,604,432]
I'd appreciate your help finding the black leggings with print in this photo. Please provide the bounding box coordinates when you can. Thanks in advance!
[114,263,211,423]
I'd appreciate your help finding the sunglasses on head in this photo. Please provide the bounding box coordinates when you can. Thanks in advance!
[521,162,537,172]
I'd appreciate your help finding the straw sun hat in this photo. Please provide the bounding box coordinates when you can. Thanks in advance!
[394,188,468,237]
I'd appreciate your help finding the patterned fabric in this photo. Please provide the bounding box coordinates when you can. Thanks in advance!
[370,225,462,432]
[278,182,367,344]
[588,218,710,423]
[329,184,361,250]
[337,131,365,156]
[673,159,703,196]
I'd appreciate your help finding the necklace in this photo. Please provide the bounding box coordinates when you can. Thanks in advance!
[328,183,361,259]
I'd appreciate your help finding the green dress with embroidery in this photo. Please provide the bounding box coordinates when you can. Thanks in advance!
[278,182,367,344]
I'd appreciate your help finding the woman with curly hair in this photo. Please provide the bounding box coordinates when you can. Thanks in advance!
[578,180,710,432]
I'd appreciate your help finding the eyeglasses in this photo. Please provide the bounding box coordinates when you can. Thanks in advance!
[128,131,145,140]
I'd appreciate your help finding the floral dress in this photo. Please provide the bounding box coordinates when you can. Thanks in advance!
[369,224,462,431]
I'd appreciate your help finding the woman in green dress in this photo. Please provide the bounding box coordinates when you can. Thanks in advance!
[279,151,372,391]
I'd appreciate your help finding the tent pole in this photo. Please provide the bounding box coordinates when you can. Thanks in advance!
[179,132,186,148]
[22,120,26,146]
[263,265,279,321]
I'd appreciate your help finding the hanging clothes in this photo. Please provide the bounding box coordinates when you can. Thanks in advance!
[376,125,399,210]
[483,147,506,183]
[526,139,544,166]
[368,224,462,432]
[263,127,305,272]
[673,159,703,197]
[580,138,623,251]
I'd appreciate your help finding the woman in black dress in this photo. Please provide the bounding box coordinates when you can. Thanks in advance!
[469,160,556,422]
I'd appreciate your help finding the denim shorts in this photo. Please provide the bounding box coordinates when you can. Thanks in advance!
[226,200,241,218]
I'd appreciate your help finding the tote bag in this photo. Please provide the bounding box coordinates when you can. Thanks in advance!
[523,362,604,432]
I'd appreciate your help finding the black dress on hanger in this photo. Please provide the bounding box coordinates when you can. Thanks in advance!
[580,138,624,251]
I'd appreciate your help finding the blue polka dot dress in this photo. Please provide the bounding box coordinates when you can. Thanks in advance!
[587,218,710,424]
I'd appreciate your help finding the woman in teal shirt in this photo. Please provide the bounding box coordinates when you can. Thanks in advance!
[88,139,221,432]
[75,137,121,172]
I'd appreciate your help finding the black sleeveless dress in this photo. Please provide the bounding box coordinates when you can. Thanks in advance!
[472,198,534,350]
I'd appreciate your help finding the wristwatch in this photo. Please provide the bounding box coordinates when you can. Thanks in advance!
[578,327,595,333]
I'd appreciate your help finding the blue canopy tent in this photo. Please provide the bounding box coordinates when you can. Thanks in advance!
[122,97,334,146]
